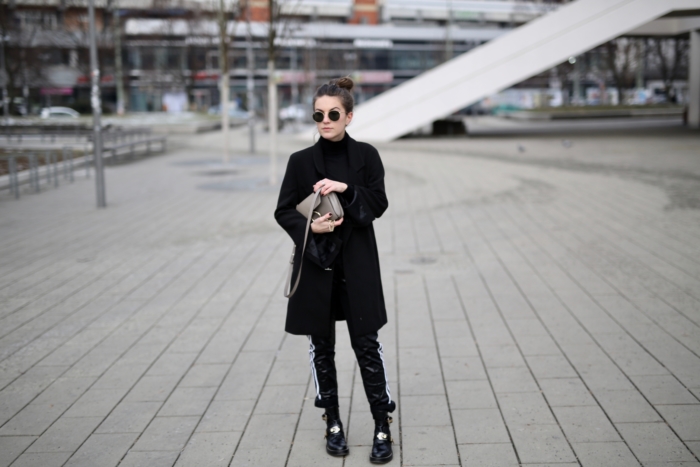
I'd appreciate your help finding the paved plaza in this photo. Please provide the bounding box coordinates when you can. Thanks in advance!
[1,126,700,466]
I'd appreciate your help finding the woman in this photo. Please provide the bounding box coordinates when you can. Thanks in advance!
[275,77,395,464]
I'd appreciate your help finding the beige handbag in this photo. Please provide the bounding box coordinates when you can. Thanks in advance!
[284,188,344,298]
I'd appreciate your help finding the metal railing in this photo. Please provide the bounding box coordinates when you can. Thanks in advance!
[0,147,78,199]
[1,125,168,199]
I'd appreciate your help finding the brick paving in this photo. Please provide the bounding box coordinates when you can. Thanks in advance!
[1,127,699,466]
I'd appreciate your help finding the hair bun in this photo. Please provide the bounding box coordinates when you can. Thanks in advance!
[330,76,354,92]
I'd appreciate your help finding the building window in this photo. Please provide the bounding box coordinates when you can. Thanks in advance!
[17,10,58,30]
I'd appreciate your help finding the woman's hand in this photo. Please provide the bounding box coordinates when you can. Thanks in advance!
[313,179,347,196]
[311,212,344,234]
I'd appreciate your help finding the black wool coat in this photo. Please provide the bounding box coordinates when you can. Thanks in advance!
[274,134,389,337]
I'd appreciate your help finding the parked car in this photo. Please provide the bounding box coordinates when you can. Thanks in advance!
[207,103,249,119]
[279,103,308,123]
[40,107,80,119]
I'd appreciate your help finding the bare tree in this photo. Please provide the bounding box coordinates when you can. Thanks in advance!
[604,37,643,103]
[217,0,240,164]
[648,37,688,103]
[0,0,45,115]
[263,0,301,185]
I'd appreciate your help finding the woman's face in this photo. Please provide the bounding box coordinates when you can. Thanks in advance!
[314,95,352,142]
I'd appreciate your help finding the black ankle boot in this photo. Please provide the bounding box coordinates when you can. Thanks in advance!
[323,407,349,456]
[370,412,393,464]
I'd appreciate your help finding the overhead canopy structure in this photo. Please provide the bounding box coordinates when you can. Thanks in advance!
[348,0,700,142]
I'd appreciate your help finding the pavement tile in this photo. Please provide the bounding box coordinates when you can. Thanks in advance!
[488,367,539,393]
[639,463,700,467]
[175,431,241,467]
[27,416,102,453]
[400,366,446,396]
[656,405,700,441]
[95,401,161,434]
[63,433,138,467]
[215,371,269,401]
[196,399,256,432]
[538,378,597,407]
[441,356,487,381]
[158,386,217,416]
[400,395,452,426]
[119,450,180,467]
[452,408,510,444]
[0,402,71,436]
[457,443,518,467]
[254,384,306,414]
[515,334,562,356]
[92,363,150,389]
[509,424,576,464]
[480,344,526,368]
[402,425,459,465]
[572,441,640,467]
[526,355,578,379]
[63,388,128,418]
[8,452,72,467]
[552,406,621,442]
[0,435,37,467]
[179,363,230,387]
[617,422,696,462]
[124,374,181,402]
[131,416,200,452]
[631,376,699,405]
[445,380,498,409]
[285,429,344,467]
[688,442,700,458]
[229,413,298,466]
[498,392,557,426]
[595,390,662,423]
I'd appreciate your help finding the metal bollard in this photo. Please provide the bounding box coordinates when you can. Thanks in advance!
[8,157,19,199]
[52,151,59,188]
[45,151,52,184]
[68,148,74,183]
[29,153,40,192]
[84,144,91,178]
[62,147,69,180]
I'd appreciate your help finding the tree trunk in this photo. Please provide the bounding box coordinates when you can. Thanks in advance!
[218,0,229,164]
[268,59,277,185]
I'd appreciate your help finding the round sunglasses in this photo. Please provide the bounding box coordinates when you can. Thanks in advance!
[312,110,344,123]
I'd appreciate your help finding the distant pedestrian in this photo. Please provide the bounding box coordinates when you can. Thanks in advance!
[275,76,395,464]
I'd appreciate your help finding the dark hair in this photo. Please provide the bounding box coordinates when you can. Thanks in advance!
[313,77,355,114]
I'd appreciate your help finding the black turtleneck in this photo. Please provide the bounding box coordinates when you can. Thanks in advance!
[319,133,354,202]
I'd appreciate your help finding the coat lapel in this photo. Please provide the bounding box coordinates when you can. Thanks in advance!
[346,134,365,186]
[312,139,326,177]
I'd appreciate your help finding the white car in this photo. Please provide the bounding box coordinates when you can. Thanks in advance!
[40,107,80,119]
[279,104,307,122]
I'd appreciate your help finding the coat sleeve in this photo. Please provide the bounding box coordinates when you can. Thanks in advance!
[274,155,341,268]
[343,146,388,227]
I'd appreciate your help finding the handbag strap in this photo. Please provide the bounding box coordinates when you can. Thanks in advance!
[285,188,323,298]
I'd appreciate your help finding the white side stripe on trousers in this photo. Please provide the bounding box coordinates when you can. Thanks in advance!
[377,341,392,404]
[307,336,321,400]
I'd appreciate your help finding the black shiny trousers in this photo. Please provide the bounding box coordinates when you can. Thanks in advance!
[307,330,396,416]
[306,273,396,417]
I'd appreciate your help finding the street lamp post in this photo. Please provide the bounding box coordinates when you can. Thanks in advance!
[89,0,106,208]
[0,34,9,122]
